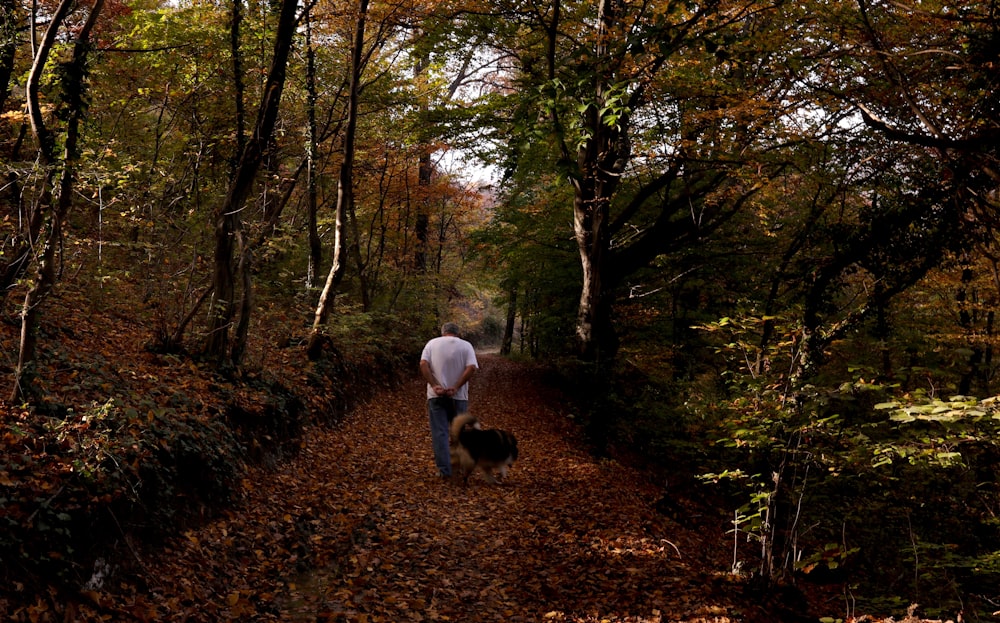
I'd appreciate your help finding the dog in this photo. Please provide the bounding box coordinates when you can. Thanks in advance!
[449,413,518,484]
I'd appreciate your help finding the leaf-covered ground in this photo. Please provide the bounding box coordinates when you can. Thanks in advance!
[62,353,789,623]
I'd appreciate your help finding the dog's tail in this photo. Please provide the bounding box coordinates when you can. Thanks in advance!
[450,412,477,440]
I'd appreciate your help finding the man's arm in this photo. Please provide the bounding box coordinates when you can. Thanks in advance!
[420,360,446,395]
[450,364,477,394]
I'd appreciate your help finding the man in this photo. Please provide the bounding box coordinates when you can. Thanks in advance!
[419,322,478,478]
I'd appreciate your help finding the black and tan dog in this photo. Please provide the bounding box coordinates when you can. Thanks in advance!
[449,413,518,484]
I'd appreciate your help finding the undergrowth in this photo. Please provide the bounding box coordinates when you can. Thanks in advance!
[0,309,419,602]
[556,316,1000,623]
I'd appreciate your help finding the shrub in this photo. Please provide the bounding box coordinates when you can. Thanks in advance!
[1,399,244,589]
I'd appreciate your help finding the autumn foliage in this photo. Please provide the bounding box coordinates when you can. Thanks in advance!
[2,0,1000,619]
[1,342,789,623]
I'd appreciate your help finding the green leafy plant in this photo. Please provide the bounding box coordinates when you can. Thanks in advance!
[686,312,1000,618]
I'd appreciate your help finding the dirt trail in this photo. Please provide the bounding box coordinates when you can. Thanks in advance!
[134,354,765,622]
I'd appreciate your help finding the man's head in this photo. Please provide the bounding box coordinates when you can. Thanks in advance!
[441,322,461,336]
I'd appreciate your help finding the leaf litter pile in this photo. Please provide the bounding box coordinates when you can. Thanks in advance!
[80,353,787,623]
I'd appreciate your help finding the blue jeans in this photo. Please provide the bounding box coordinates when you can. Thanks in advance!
[428,397,467,476]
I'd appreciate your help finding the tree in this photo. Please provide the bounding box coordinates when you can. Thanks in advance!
[308,0,367,358]
[203,0,301,367]
[0,0,15,113]
[474,0,796,362]
[304,8,322,289]
[772,0,1000,378]
[11,0,105,403]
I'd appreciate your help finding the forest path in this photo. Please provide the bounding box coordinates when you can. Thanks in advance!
[136,355,764,622]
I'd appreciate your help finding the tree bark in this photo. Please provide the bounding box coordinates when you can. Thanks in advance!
[0,0,16,113]
[11,0,104,403]
[231,0,246,164]
[308,0,367,359]
[567,0,627,361]
[347,193,370,310]
[204,0,299,366]
[304,10,322,289]
[501,285,517,356]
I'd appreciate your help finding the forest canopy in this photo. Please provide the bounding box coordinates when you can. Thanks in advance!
[2,0,1000,618]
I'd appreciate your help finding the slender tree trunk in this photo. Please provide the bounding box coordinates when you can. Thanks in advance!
[957,264,982,396]
[411,38,431,274]
[12,208,55,404]
[0,0,16,113]
[872,281,892,380]
[408,29,479,278]
[231,229,253,366]
[11,0,104,403]
[206,192,239,362]
[347,197,370,310]
[501,285,517,356]
[205,0,246,364]
[308,0,367,359]
[304,11,321,289]
[230,0,246,171]
[414,154,431,272]
[204,0,299,366]
[984,310,994,394]
[25,0,72,162]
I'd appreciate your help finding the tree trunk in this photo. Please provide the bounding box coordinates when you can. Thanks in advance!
[501,285,517,356]
[12,206,56,404]
[414,153,431,272]
[11,0,104,403]
[308,0,367,359]
[572,184,615,360]
[204,0,299,366]
[305,10,321,289]
[230,0,246,172]
[231,228,254,366]
[984,309,994,394]
[563,0,628,362]
[957,264,982,396]
[347,195,370,310]
[0,0,16,114]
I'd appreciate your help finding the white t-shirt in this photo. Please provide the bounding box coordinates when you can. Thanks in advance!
[420,336,479,400]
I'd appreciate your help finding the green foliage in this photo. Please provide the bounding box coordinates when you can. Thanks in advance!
[471,173,580,357]
[686,314,1000,618]
[567,301,1000,618]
